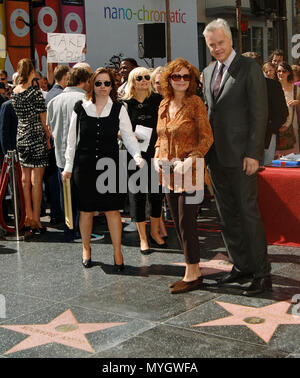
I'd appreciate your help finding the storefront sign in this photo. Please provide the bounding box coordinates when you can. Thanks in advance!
[85,0,198,69]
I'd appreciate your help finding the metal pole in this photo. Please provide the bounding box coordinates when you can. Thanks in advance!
[281,0,288,61]
[5,151,24,242]
[10,152,20,240]
[28,0,35,67]
[236,0,242,54]
[165,0,171,62]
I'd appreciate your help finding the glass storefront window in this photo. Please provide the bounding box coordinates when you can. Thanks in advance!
[252,26,263,58]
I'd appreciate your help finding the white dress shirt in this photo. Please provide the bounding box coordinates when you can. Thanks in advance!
[211,49,237,94]
[64,97,141,172]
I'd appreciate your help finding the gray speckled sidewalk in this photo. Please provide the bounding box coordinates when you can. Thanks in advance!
[0,199,299,358]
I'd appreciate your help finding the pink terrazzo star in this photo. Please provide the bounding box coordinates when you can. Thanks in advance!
[193,301,300,343]
[172,253,233,276]
[1,309,126,355]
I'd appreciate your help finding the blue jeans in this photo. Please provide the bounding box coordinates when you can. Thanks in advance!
[47,167,63,220]
[58,167,80,241]
[264,134,276,165]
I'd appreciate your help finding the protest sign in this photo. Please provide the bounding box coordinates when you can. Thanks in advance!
[0,34,6,59]
[47,33,85,63]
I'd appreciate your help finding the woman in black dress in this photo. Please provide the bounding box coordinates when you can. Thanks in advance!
[122,67,166,254]
[62,68,143,269]
[11,58,50,233]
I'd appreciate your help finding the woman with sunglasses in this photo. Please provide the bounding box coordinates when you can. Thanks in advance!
[122,67,166,254]
[154,58,213,294]
[62,67,143,270]
[276,62,300,155]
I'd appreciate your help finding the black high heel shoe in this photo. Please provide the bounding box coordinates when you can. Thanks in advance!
[114,257,125,272]
[82,247,92,268]
[140,248,151,255]
[149,234,167,248]
[23,217,32,232]
[30,220,47,234]
[31,225,47,234]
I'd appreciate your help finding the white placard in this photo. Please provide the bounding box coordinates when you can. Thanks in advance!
[135,125,153,152]
[47,33,86,63]
[0,34,6,59]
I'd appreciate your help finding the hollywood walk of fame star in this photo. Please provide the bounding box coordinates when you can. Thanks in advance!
[193,300,300,343]
[0,309,127,355]
[172,253,233,276]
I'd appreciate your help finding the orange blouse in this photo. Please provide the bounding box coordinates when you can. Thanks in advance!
[155,95,213,190]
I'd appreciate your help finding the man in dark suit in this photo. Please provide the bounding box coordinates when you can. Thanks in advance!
[242,52,289,165]
[202,19,271,296]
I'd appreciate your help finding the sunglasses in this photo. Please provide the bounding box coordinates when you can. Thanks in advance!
[95,80,111,87]
[170,74,191,82]
[135,75,150,82]
[0,78,6,81]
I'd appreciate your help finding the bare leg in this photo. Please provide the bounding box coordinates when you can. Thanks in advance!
[183,263,202,282]
[79,211,94,260]
[31,167,45,227]
[21,167,33,222]
[159,214,168,238]
[136,221,149,251]
[105,210,123,265]
[150,216,165,244]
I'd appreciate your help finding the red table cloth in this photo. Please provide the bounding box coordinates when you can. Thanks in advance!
[257,167,300,247]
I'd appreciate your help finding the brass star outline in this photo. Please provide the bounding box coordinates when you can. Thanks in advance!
[193,300,300,343]
[1,309,126,355]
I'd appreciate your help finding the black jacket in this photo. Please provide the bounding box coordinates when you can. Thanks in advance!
[265,78,289,148]
[0,100,18,157]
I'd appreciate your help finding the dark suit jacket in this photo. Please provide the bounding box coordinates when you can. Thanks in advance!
[203,53,268,167]
[265,78,288,148]
[0,100,18,156]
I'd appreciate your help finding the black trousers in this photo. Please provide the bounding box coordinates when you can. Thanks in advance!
[129,191,163,222]
[166,191,200,264]
[129,158,163,223]
[208,151,271,278]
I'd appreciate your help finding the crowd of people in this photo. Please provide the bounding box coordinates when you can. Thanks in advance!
[0,18,299,296]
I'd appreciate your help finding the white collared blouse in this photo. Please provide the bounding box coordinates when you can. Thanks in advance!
[64,97,141,172]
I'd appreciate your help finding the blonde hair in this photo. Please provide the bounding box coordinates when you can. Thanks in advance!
[122,67,153,100]
[73,62,92,75]
[151,66,164,91]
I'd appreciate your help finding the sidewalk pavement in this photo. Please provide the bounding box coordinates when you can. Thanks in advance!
[0,199,299,359]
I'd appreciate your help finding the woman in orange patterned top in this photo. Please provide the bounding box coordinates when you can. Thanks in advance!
[154,58,213,294]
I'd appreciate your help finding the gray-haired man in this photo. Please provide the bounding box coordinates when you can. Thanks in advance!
[202,19,271,296]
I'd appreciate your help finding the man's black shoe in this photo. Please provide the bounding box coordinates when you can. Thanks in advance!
[242,276,272,297]
[50,217,64,226]
[217,269,252,285]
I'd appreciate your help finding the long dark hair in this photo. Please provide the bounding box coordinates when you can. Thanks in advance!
[277,62,294,83]
[17,58,34,84]
[86,67,118,103]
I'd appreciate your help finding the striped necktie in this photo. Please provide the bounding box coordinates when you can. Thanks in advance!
[213,63,225,99]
